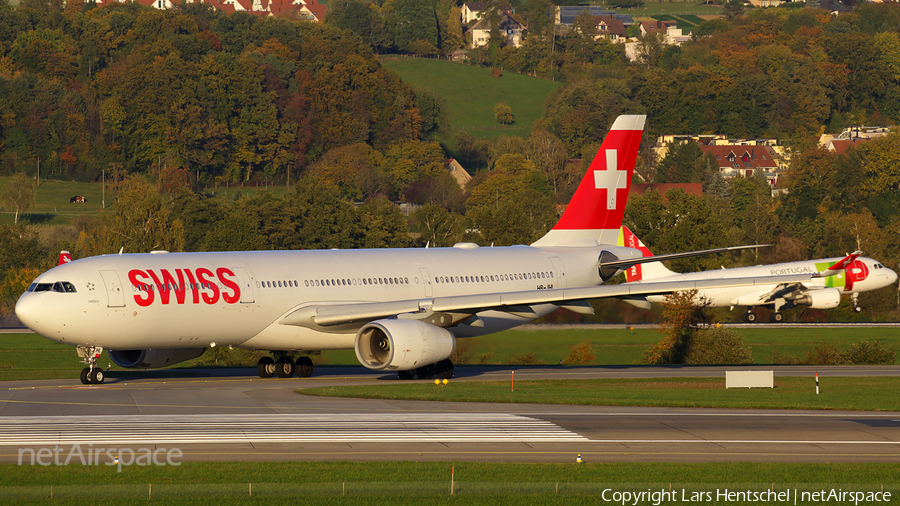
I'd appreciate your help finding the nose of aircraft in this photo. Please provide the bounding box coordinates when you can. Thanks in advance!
[886,267,899,286]
[15,293,43,328]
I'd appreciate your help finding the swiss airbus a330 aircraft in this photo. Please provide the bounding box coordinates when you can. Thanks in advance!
[16,116,832,384]
[618,226,897,322]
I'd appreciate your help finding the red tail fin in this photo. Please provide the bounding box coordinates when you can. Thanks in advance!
[532,115,645,247]
[58,251,72,266]
[619,227,654,282]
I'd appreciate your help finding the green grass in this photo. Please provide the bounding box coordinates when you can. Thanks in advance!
[380,57,562,163]
[0,176,297,227]
[301,376,900,411]
[613,1,723,16]
[0,461,896,504]
[448,326,900,367]
[2,326,898,381]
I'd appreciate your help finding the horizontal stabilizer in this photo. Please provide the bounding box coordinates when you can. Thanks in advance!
[601,244,769,272]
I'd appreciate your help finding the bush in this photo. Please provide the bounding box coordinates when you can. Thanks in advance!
[803,343,849,365]
[844,340,896,365]
[563,342,596,365]
[509,353,545,365]
[684,326,753,365]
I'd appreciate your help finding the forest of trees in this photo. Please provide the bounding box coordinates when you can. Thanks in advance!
[2,0,900,323]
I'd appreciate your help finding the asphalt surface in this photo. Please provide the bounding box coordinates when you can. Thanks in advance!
[1,365,899,464]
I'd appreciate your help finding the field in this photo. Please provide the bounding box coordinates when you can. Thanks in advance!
[0,176,295,227]
[380,57,562,161]
[0,461,896,504]
[302,376,900,411]
[1,326,897,382]
[611,1,724,16]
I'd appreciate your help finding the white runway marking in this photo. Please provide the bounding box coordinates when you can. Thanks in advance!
[0,414,589,445]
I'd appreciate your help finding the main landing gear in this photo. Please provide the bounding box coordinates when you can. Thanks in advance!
[256,354,314,379]
[77,345,105,385]
[397,359,454,380]
[741,311,757,323]
[852,293,862,313]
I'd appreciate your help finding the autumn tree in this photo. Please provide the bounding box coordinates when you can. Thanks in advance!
[1,173,36,225]
[493,101,514,126]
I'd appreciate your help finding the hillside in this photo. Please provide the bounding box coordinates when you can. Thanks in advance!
[381,57,562,160]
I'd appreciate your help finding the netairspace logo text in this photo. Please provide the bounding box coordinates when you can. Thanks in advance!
[601,488,892,506]
[18,444,182,472]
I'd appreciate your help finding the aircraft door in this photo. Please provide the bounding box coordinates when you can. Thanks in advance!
[419,268,432,297]
[100,270,126,308]
[232,267,255,303]
[549,257,567,289]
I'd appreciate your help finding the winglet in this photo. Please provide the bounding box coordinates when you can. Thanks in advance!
[816,251,862,278]
[58,251,72,266]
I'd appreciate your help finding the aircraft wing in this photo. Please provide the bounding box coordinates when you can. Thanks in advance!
[756,282,806,304]
[281,273,820,328]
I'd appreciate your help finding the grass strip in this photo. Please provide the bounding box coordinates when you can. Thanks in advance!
[300,376,900,411]
[1,462,897,504]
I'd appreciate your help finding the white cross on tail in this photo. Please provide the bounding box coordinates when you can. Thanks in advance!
[592,149,627,210]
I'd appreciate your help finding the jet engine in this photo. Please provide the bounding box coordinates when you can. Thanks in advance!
[792,288,841,309]
[354,319,456,371]
[109,348,206,369]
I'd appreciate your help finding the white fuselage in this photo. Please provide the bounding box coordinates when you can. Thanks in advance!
[15,244,621,352]
[635,256,896,307]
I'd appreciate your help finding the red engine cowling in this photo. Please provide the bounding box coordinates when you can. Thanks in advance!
[354,319,456,371]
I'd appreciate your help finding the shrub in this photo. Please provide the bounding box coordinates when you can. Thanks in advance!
[844,340,896,365]
[684,326,753,365]
[563,342,596,365]
[803,343,849,365]
[509,353,545,365]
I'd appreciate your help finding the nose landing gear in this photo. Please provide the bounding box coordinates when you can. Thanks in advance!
[77,345,105,385]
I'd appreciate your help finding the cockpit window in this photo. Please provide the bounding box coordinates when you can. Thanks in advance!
[54,282,77,293]
[29,282,76,293]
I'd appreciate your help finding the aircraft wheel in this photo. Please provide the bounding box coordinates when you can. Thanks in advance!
[398,370,415,380]
[295,356,313,378]
[769,312,783,323]
[435,359,454,380]
[90,368,105,384]
[275,358,295,378]
[745,312,757,323]
[416,364,435,380]
[257,357,275,378]
[80,367,91,385]
[854,306,862,313]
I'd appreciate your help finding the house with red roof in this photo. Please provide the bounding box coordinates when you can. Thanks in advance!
[698,145,782,186]
[470,10,526,48]
[95,0,326,21]
[591,15,627,43]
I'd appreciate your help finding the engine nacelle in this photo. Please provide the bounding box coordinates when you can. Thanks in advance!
[793,288,841,309]
[354,319,456,371]
[109,348,206,369]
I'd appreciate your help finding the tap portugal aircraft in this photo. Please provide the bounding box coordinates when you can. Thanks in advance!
[15,116,826,384]
[618,226,897,323]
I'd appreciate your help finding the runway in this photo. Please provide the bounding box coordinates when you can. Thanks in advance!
[1,366,899,463]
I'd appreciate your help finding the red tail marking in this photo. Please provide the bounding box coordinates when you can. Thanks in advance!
[552,129,642,231]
